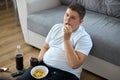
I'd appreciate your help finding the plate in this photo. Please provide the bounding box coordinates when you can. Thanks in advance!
[31,65,49,79]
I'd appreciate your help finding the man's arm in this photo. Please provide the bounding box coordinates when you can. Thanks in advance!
[64,25,87,69]
[37,43,49,62]
[64,40,87,69]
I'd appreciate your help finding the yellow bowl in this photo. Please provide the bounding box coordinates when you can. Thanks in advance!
[31,65,49,79]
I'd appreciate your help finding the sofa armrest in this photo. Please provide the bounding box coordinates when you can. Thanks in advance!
[27,0,61,14]
[16,0,61,44]
[16,0,28,42]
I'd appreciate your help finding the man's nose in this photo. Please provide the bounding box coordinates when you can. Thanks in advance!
[66,17,70,22]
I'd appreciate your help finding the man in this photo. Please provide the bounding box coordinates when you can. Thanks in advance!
[17,3,92,80]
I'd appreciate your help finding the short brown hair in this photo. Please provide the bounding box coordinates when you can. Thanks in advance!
[68,3,86,19]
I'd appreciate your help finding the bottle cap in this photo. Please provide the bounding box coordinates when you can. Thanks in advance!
[17,45,21,49]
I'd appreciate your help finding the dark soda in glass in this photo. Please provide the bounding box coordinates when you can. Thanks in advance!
[16,54,23,70]
[30,57,38,67]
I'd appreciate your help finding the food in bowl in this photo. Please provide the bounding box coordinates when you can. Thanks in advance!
[31,65,48,79]
[32,69,45,78]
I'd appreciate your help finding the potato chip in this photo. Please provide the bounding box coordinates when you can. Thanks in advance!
[32,69,45,78]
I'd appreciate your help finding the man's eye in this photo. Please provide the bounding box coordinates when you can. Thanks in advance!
[71,17,75,20]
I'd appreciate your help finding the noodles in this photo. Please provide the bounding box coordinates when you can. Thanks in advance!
[32,69,45,78]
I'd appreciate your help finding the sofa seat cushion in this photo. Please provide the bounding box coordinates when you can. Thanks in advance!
[82,10,120,66]
[27,6,67,37]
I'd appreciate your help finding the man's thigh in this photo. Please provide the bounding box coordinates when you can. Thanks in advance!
[16,67,34,80]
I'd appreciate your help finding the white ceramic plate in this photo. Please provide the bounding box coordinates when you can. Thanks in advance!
[31,65,49,79]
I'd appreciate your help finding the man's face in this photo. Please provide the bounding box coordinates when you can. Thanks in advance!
[64,8,83,32]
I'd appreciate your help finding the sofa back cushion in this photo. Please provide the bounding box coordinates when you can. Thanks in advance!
[60,0,120,18]
[60,0,72,5]
[77,0,120,18]
[78,0,107,15]
[105,0,120,18]
[60,0,78,5]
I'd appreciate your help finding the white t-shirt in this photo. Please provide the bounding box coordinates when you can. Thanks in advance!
[43,23,93,78]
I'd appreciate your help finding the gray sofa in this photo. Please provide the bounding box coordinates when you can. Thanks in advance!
[16,0,120,80]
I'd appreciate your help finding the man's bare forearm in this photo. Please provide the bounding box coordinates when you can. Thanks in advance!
[64,40,80,68]
[38,43,49,62]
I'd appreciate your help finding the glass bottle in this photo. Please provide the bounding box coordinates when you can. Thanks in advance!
[15,45,24,70]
